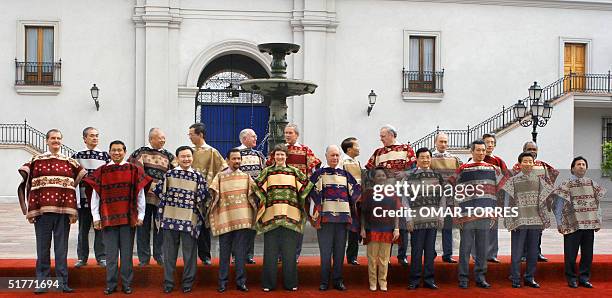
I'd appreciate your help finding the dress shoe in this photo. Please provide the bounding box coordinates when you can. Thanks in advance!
[537,254,548,262]
[138,261,149,267]
[122,287,132,294]
[442,257,457,263]
[163,287,173,293]
[424,282,438,290]
[97,259,107,268]
[579,281,593,288]
[103,288,116,295]
[512,281,521,288]
[334,282,347,291]
[217,285,226,293]
[155,258,164,266]
[203,258,212,265]
[319,284,328,291]
[237,284,248,292]
[182,287,192,293]
[458,282,468,289]
[34,287,48,294]
[525,280,540,288]
[247,258,256,264]
[487,257,501,263]
[262,288,271,292]
[74,260,87,268]
[407,284,418,290]
[61,285,74,293]
[398,257,409,267]
[349,259,360,265]
[476,281,491,289]
[568,281,578,288]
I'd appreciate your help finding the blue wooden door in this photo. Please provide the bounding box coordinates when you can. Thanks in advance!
[201,105,269,157]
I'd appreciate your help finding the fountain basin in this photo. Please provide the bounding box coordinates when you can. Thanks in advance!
[239,78,317,97]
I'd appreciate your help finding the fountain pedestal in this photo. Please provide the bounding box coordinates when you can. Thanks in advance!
[239,43,317,150]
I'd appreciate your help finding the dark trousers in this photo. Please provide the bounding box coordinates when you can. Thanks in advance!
[162,229,197,289]
[487,220,498,259]
[296,233,304,258]
[564,229,594,283]
[442,214,453,258]
[511,228,540,282]
[136,204,162,263]
[346,231,360,262]
[458,219,489,283]
[197,227,212,261]
[391,229,409,259]
[247,229,256,259]
[409,228,437,285]
[219,229,250,287]
[34,213,70,286]
[523,230,543,257]
[317,223,347,285]
[103,225,135,290]
[77,207,105,262]
[263,227,299,290]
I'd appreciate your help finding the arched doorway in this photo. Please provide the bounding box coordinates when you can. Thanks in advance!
[195,54,270,155]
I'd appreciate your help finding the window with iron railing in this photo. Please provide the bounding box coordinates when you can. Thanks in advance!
[403,36,443,93]
[15,26,61,86]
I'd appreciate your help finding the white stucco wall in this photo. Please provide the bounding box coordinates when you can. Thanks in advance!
[1,0,612,171]
[495,95,574,169]
[0,148,34,200]
[0,0,136,152]
[574,106,612,169]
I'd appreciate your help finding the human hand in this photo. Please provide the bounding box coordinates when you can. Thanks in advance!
[392,229,400,241]
[93,220,102,230]
[360,228,366,239]
[136,219,144,226]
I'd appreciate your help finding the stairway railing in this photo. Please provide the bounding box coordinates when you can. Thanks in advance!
[412,71,612,150]
[0,120,76,156]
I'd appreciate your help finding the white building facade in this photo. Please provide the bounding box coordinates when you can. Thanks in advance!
[1,0,612,198]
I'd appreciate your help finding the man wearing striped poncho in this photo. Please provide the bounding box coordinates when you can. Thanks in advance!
[405,147,446,290]
[153,146,207,294]
[550,156,606,289]
[254,144,314,292]
[431,132,462,264]
[208,148,258,293]
[453,140,506,290]
[501,152,554,289]
[309,145,360,291]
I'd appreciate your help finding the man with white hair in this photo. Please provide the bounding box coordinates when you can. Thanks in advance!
[236,128,266,264]
[129,127,176,266]
[309,145,360,291]
[366,124,416,266]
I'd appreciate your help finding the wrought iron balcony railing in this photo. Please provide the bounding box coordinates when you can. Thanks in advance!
[15,59,62,86]
[402,69,444,93]
[0,120,75,156]
[411,71,612,150]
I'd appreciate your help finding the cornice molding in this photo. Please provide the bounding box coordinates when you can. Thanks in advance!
[396,0,612,11]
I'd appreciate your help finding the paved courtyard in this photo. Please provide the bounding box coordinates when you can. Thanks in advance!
[1,201,611,259]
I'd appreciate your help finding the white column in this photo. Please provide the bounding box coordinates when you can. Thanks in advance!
[291,0,338,155]
[132,0,182,149]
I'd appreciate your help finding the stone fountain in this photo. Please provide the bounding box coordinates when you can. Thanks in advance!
[239,43,317,150]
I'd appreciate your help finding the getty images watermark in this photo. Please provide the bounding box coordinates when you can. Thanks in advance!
[370,180,519,219]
